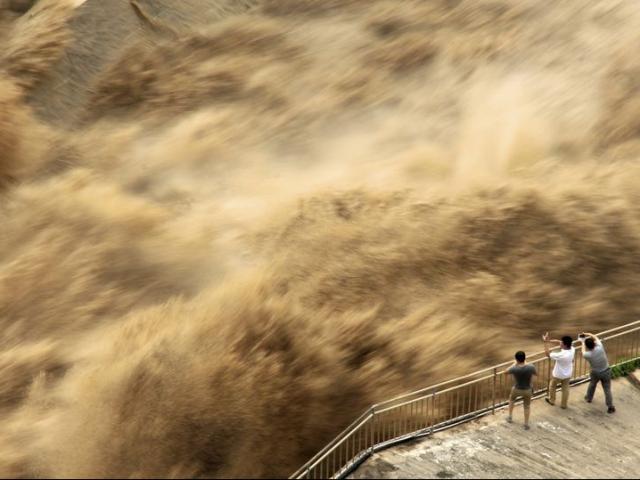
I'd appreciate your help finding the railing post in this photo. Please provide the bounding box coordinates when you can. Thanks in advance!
[430,390,437,433]
[492,367,497,414]
[369,407,375,453]
[546,356,552,396]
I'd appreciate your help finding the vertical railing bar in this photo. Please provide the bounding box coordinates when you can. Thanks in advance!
[405,403,409,436]
[472,381,477,412]
[453,388,457,420]
[486,376,491,409]
[547,356,552,397]
[487,376,492,408]
[369,414,374,451]
[386,410,390,442]
[394,408,398,439]
[492,367,497,414]
[434,391,439,429]
[423,397,427,430]
[332,450,336,479]
[410,398,415,431]
[470,381,475,413]
[464,383,470,415]
[404,403,413,434]
[392,409,396,440]
[383,409,387,442]
[431,391,436,433]
[352,428,356,464]
[402,404,407,436]
[405,402,409,436]
[392,408,396,440]
[344,434,348,472]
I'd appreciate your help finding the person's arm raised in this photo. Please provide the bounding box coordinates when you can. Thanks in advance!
[584,332,600,344]
[543,332,551,357]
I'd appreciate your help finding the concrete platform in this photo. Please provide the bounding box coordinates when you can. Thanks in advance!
[351,376,640,479]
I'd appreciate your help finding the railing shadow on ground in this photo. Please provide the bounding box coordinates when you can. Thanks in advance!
[291,319,640,479]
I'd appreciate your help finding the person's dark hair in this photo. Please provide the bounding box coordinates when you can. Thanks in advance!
[515,351,526,363]
[585,337,595,350]
[561,336,573,348]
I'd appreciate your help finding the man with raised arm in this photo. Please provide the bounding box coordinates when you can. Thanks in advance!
[506,350,537,430]
[580,332,615,414]
[543,332,575,409]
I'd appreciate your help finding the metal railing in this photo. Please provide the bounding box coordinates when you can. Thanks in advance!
[291,319,640,479]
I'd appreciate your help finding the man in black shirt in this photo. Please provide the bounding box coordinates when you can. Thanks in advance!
[506,350,537,430]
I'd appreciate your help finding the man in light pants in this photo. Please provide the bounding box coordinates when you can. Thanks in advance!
[580,332,615,414]
[543,332,575,409]
[506,350,537,430]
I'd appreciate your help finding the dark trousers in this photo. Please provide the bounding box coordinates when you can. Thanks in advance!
[585,368,613,407]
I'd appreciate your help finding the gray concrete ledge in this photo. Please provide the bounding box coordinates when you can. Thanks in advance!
[351,377,640,479]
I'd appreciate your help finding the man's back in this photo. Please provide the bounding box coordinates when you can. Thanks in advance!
[550,347,575,378]
[508,364,537,389]
[584,342,609,372]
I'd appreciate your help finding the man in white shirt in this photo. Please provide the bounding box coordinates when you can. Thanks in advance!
[543,332,575,409]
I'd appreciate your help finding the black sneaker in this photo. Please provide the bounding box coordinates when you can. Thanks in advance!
[584,397,592,403]
[545,398,555,406]
[608,406,616,414]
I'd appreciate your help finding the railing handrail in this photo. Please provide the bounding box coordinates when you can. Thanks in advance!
[374,318,640,408]
[291,318,640,479]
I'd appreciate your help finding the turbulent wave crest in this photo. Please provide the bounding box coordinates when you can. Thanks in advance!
[1,0,640,477]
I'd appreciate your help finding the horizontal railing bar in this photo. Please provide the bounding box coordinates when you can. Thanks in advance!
[601,325,640,341]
